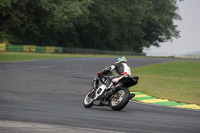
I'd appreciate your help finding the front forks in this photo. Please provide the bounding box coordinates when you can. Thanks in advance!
[88,88,95,98]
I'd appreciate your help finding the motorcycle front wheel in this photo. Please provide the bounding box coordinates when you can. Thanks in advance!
[110,88,130,111]
[83,91,94,108]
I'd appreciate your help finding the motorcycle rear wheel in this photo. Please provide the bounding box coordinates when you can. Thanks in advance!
[83,92,94,108]
[110,88,130,111]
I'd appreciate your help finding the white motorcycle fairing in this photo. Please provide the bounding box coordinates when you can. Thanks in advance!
[93,84,107,100]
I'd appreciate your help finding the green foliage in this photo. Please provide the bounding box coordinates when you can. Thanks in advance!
[0,0,182,52]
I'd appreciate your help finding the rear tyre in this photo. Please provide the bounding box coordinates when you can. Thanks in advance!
[83,92,94,108]
[110,88,130,111]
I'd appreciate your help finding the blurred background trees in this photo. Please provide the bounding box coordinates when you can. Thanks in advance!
[0,0,182,53]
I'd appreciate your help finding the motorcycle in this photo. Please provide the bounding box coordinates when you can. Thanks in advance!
[83,71,139,111]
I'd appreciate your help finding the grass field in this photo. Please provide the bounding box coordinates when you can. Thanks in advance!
[130,61,200,105]
[0,52,112,61]
[0,52,145,62]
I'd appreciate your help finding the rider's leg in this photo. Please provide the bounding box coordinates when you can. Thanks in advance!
[107,75,136,99]
[107,75,125,95]
[107,83,121,96]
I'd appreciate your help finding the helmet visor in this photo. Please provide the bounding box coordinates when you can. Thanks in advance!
[116,56,122,62]
[117,56,127,63]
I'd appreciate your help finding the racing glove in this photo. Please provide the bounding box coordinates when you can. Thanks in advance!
[97,72,103,77]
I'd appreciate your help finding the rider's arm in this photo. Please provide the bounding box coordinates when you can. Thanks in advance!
[97,64,116,77]
[109,65,115,71]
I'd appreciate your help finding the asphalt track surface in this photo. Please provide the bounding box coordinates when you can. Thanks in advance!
[0,57,200,133]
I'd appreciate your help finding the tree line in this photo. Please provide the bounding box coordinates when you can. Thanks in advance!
[0,0,182,53]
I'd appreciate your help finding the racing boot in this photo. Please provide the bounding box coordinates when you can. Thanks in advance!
[130,93,135,99]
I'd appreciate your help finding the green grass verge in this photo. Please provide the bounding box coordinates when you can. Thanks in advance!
[0,52,146,62]
[130,61,200,105]
[0,52,117,62]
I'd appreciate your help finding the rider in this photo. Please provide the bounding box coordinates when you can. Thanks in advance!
[97,56,135,99]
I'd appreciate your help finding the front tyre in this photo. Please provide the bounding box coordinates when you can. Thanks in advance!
[83,92,94,108]
[110,88,130,111]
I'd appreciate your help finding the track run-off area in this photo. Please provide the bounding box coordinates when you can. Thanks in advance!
[0,57,200,133]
